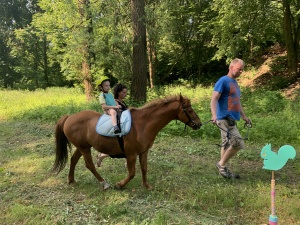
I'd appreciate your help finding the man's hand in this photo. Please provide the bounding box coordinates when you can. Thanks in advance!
[211,116,218,124]
[243,116,252,126]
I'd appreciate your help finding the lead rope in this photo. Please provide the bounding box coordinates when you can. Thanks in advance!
[202,119,252,140]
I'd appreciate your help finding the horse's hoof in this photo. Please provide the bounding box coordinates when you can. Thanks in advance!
[100,181,110,190]
[144,184,154,190]
[68,180,76,185]
[115,182,125,189]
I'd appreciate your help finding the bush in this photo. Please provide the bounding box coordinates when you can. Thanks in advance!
[0,86,299,146]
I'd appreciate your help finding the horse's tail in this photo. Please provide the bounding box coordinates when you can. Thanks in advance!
[52,115,71,174]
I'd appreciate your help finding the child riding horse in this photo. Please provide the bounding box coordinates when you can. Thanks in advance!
[53,94,202,190]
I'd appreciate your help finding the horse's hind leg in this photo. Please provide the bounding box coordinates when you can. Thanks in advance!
[68,148,82,184]
[81,148,110,190]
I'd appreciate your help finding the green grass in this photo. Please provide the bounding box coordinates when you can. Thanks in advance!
[0,87,300,224]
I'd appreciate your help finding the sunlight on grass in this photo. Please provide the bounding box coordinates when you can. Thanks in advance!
[0,87,87,120]
[3,153,54,183]
[40,177,63,188]
[6,203,48,224]
[6,155,41,173]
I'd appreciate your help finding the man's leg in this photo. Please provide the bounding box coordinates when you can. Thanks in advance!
[216,120,244,178]
[219,146,239,167]
[220,147,225,159]
[217,145,240,178]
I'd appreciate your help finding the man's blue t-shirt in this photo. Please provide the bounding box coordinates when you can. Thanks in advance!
[214,75,241,121]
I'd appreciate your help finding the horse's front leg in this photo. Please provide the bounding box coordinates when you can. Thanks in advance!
[139,151,153,190]
[81,148,110,190]
[116,155,137,188]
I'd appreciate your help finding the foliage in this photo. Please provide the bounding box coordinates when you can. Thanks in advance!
[1,85,299,146]
[211,0,283,62]
[32,0,133,86]
[2,0,299,92]
[154,0,217,83]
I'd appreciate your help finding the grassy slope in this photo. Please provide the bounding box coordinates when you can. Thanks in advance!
[1,87,300,224]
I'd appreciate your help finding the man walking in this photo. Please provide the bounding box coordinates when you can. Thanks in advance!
[211,58,251,178]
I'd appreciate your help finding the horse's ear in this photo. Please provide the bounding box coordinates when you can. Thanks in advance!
[179,93,183,102]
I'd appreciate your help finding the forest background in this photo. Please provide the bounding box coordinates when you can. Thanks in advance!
[1,0,299,102]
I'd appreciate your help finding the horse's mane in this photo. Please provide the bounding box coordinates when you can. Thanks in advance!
[130,95,182,111]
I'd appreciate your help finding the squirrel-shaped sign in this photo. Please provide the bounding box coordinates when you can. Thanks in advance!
[261,144,296,171]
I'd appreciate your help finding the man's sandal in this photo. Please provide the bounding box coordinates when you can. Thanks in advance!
[216,163,240,179]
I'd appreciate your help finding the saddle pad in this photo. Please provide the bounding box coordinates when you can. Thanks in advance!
[96,110,131,137]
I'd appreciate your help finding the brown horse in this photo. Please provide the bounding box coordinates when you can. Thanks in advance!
[53,94,202,190]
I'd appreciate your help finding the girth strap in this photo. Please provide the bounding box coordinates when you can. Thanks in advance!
[109,110,126,158]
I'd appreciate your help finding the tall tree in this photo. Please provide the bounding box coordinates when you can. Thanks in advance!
[145,0,158,88]
[153,0,215,83]
[282,0,300,77]
[33,0,95,100]
[91,0,132,84]
[77,0,94,101]
[11,27,46,88]
[211,0,282,61]
[0,0,36,88]
[131,0,147,102]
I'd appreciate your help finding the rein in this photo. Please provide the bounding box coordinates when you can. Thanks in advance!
[202,119,252,140]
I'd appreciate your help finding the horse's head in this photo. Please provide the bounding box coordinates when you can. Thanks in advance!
[178,94,202,130]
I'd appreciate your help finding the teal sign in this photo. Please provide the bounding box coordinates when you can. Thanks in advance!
[261,144,296,171]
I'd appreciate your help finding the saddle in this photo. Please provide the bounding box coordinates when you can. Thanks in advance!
[95,109,131,137]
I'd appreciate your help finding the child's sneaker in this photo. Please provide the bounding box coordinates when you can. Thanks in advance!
[114,126,121,134]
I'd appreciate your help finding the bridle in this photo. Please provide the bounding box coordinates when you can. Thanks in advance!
[182,103,199,128]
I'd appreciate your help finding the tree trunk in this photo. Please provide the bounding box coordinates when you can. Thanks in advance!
[147,34,156,89]
[131,0,147,102]
[42,34,49,87]
[82,61,93,101]
[78,0,93,101]
[34,42,39,87]
[282,0,299,77]
[146,15,157,89]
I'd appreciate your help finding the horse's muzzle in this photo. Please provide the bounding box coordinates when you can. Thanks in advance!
[191,121,202,130]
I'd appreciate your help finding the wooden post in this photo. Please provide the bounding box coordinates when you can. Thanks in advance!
[269,171,278,225]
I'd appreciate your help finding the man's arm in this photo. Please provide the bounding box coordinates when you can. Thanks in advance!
[240,105,251,124]
[210,91,221,123]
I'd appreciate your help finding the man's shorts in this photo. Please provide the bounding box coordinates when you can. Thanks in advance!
[217,119,245,150]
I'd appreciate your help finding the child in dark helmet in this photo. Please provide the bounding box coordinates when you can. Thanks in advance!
[96,76,121,134]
